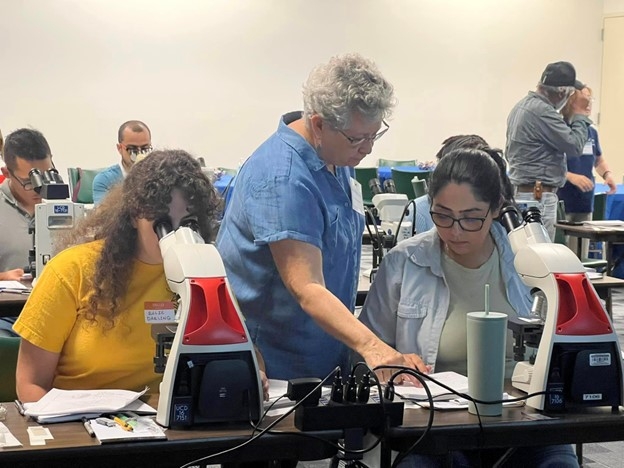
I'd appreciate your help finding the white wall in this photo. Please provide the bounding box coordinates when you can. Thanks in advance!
[605,0,624,14]
[0,0,605,180]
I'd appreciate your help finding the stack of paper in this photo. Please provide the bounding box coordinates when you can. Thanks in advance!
[394,371,469,401]
[0,280,31,294]
[23,388,156,423]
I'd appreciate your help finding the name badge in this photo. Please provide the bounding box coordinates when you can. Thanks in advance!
[350,177,365,216]
[144,301,176,323]
[582,140,593,156]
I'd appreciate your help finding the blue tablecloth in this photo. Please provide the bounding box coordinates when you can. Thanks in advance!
[595,184,624,221]
[214,174,234,195]
[377,166,432,185]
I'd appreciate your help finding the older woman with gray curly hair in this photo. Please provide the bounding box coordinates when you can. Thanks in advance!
[14,150,226,402]
[217,53,426,381]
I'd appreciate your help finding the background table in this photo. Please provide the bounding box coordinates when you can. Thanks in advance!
[555,223,624,278]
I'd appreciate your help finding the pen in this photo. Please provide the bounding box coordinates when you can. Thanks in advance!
[14,399,25,416]
[112,415,133,432]
[82,417,95,437]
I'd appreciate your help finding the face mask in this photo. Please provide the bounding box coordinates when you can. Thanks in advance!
[129,148,152,163]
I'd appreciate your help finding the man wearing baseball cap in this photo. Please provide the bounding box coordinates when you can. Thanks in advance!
[505,61,591,240]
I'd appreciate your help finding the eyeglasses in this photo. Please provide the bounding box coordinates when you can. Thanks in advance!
[8,168,34,191]
[123,144,152,154]
[429,206,491,232]
[8,162,56,191]
[335,120,389,146]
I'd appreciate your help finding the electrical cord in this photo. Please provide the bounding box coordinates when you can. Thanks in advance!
[391,199,416,249]
[178,369,334,468]
[373,364,549,467]
[364,205,385,271]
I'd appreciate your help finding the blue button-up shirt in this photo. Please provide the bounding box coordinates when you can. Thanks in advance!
[216,112,365,380]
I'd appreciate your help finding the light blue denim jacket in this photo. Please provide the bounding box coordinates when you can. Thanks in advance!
[359,222,532,367]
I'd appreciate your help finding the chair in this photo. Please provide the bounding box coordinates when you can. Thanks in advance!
[556,200,607,270]
[354,167,379,205]
[67,167,104,204]
[411,178,427,198]
[593,192,607,221]
[0,336,19,401]
[377,158,417,167]
[589,193,608,259]
[391,168,417,198]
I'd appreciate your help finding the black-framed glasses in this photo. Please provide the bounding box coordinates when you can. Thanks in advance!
[8,161,56,191]
[429,206,491,232]
[123,144,153,155]
[335,120,389,146]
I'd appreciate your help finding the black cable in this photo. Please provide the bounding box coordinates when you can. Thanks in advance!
[364,205,384,270]
[179,367,340,468]
[391,199,416,248]
[373,364,549,467]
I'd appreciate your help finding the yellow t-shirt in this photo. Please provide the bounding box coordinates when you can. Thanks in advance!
[14,240,171,393]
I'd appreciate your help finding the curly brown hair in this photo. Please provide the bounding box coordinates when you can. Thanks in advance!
[60,149,221,328]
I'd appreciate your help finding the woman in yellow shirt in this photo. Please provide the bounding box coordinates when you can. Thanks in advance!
[14,149,223,402]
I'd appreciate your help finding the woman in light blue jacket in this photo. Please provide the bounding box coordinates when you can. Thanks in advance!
[360,148,578,468]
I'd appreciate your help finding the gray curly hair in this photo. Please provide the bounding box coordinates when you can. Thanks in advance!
[302,53,396,130]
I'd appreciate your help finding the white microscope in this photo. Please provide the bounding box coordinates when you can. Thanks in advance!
[153,217,263,428]
[29,168,85,278]
[369,178,413,245]
[500,205,623,411]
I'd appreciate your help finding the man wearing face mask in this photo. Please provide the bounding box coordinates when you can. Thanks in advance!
[92,120,152,205]
[505,61,591,240]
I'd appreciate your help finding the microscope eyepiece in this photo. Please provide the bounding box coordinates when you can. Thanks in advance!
[29,168,45,194]
[369,178,383,196]
[499,203,522,233]
[383,179,397,194]
[153,218,174,240]
[180,216,200,232]
[524,206,543,224]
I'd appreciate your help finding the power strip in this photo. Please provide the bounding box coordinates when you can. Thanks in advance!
[294,400,404,431]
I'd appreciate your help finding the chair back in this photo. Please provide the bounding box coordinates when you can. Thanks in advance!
[67,167,104,204]
[354,167,378,205]
[411,178,427,198]
[554,200,567,244]
[412,170,433,184]
[593,192,607,221]
[0,337,19,401]
[378,158,417,167]
[391,168,417,198]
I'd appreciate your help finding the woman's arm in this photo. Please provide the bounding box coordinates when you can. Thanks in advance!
[269,239,427,379]
[16,339,60,402]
